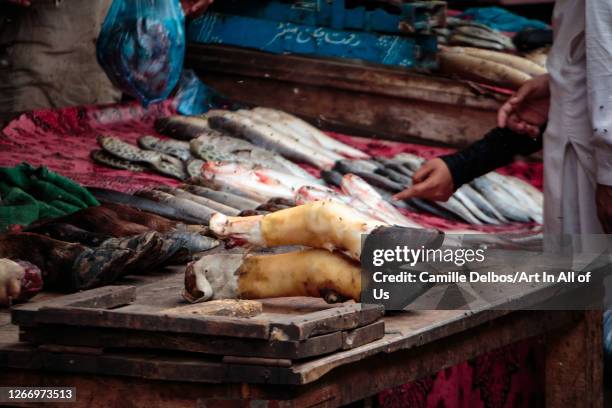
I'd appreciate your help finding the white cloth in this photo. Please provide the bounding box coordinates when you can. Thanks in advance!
[543,0,604,236]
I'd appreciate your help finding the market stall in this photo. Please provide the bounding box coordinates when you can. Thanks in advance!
[1,0,604,407]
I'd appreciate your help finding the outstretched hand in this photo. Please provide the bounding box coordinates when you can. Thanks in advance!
[498,74,550,138]
[392,158,454,202]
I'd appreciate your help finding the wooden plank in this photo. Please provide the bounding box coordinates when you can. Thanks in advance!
[162,299,263,318]
[341,321,385,350]
[186,45,501,146]
[222,356,292,368]
[0,310,580,387]
[20,325,345,360]
[269,303,384,341]
[187,45,501,110]
[545,310,604,408]
[201,72,498,147]
[11,285,136,326]
[31,305,271,339]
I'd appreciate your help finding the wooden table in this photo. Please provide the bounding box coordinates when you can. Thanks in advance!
[0,289,603,407]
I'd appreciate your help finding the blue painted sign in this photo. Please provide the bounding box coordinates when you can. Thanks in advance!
[188,12,437,69]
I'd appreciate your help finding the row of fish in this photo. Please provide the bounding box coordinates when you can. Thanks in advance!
[93,107,368,181]
[321,153,543,225]
[435,18,516,51]
[90,106,543,227]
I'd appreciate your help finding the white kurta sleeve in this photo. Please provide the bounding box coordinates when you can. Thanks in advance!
[586,1,612,186]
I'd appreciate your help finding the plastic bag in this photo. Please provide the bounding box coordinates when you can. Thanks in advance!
[174,70,216,115]
[97,0,186,106]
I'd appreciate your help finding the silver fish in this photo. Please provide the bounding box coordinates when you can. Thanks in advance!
[91,149,147,172]
[485,173,542,223]
[471,176,532,222]
[138,135,192,161]
[135,189,217,224]
[453,189,499,225]
[237,109,343,163]
[207,110,336,169]
[458,184,508,223]
[181,184,260,211]
[156,186,240,216]
[154,115,219,141]
[190,134,319,182]
[252,107,370,159]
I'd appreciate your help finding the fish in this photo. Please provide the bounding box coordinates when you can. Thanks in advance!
[98,135,186,180]
[438,51,531,90]
[485,173,542,223]
[237,109,343,163]
[252,107,370,159]
[186,159,205,178]
[190,134,319,182]
[471,176,532,222]
[391,153,426,171]
[501,175,543,208]
[320,170,344,187]
[181,184,260,211]
[340,174,423,228]
[453,189,499,225]
[154,115,219,141]
[458,184,508,223]
[453,26,515,50]
[207,110,337,169]
[163,231,220,257]
[201,162,322,202]
[91,149,148,172]
[375,167,412,186]
[138,135,192,161]
[444,46,546,77]
[334,161,404,192]
[89,187,204,224]
[135,189,217,224]
[437,196,484,225]
[155,186,241,215]
[449,33,507,51]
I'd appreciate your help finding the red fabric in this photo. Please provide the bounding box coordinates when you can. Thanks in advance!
[379,337,544,408]
[0,101,180,194]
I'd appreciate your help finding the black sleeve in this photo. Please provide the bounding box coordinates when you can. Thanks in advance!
[439,127,542,189]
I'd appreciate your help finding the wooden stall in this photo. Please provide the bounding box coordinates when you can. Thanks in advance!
[186,45,503,147]
[0,266,603,407]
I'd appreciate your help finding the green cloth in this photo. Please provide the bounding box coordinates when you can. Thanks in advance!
[0,163,99,231]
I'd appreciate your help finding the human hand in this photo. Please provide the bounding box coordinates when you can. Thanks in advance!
[392,158,454,202]
[0,259,24,308]
[181,0,213,17]
[498,74,550,136]
[596,184,612,233]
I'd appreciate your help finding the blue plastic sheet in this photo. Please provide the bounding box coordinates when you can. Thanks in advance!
[460,7,549,33]
[97,0,186,106]
[174,70,216,115]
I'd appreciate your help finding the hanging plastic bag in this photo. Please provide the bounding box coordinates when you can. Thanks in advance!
[96,0,186,106]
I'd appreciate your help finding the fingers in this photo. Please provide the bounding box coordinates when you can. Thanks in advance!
[497,101,514,128]
[412,161,436,183]
[392,179,435,201]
